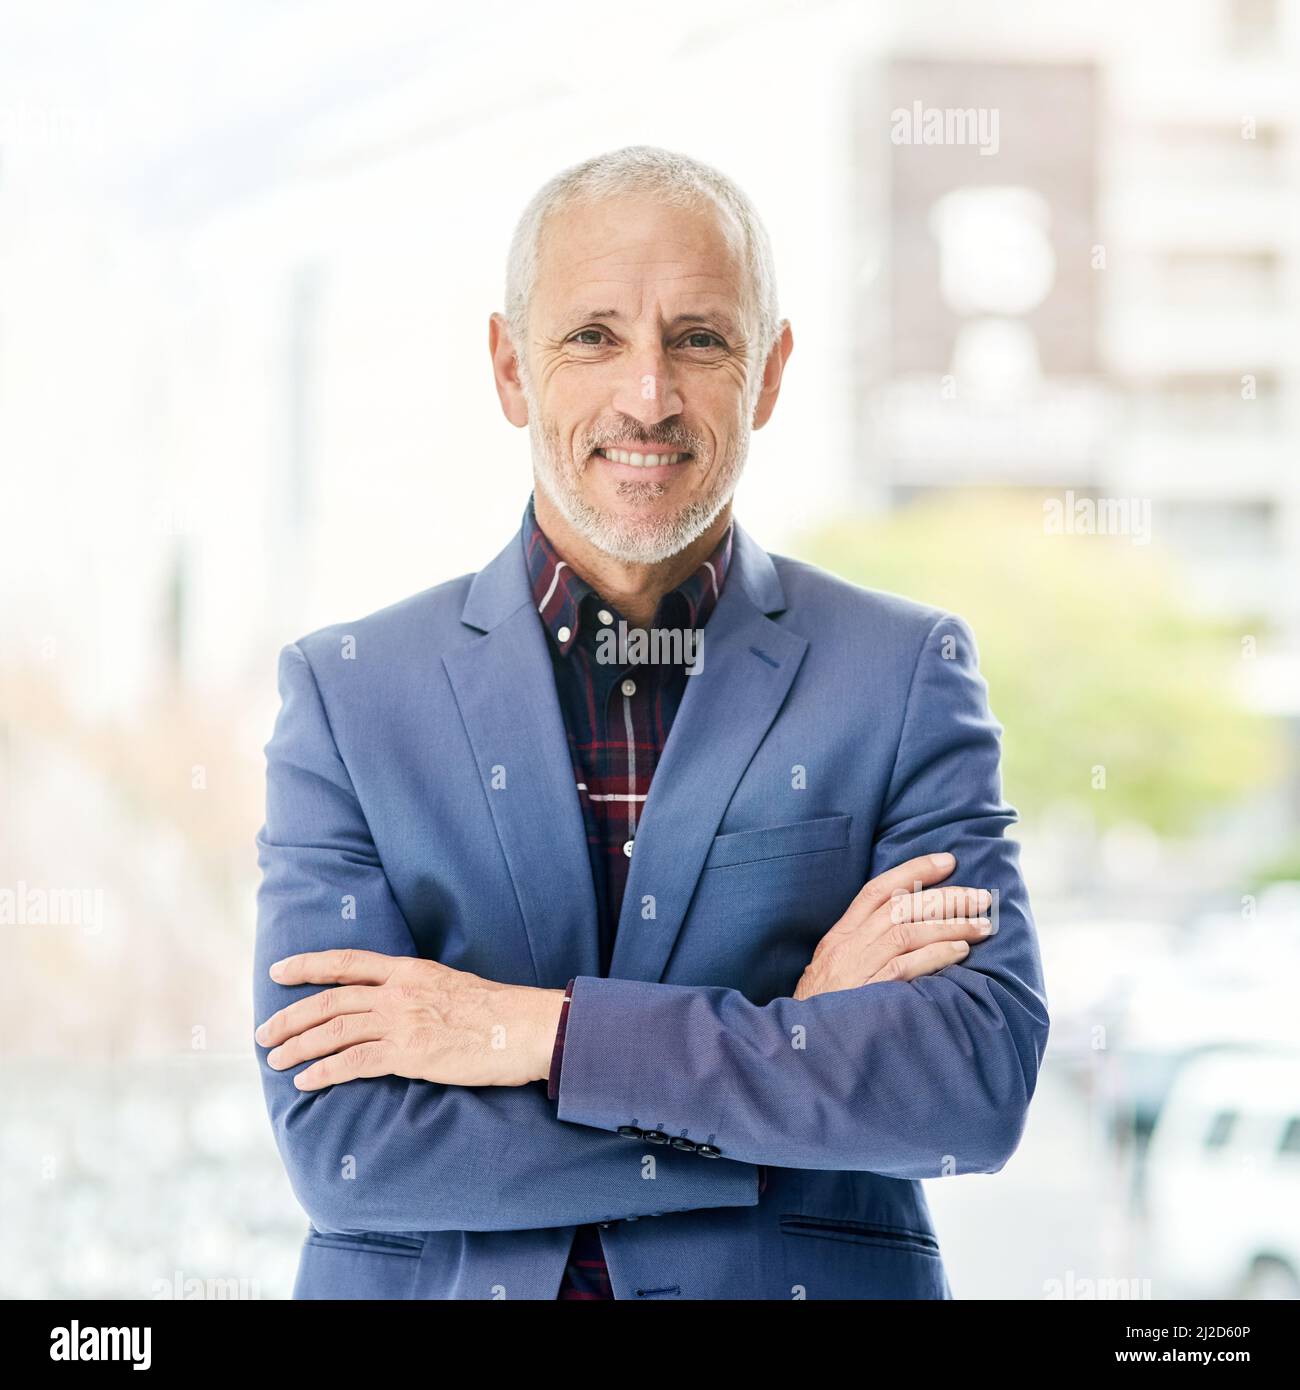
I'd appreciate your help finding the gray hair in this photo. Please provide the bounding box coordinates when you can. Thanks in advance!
[504,145,781,400]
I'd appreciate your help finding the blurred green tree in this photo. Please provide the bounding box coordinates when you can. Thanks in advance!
[800,492,1282,836]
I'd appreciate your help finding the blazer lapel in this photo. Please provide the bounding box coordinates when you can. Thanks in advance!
[441,526,602,989]
[607,521,809,984]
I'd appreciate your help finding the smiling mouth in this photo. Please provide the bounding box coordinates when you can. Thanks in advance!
[593,447,693,467]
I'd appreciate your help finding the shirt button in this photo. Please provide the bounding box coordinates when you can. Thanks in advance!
[557,625,571,643]
[623,839,634,857]
[598,609,614,625]
[621,678,636,697]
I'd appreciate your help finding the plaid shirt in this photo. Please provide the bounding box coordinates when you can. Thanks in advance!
[522,491,732,1299]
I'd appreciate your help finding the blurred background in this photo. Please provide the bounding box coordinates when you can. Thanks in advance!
[2,0,1299,1300]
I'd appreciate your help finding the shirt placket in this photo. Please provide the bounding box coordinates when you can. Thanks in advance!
[619,669,641,851]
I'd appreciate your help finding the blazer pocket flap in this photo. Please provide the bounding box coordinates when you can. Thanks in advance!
[305,1228,425,1257]
[779,1214,940,1254]
[704,813,852,870]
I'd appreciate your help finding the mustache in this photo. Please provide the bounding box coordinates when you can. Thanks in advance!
[586,432,701,453]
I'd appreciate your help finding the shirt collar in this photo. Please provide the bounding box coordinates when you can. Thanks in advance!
[522,491,733,657]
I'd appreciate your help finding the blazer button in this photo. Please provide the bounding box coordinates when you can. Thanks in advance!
[641,1129,669,1144]
[617,1125,643,1138]
[695,1144,722,1158]
[669,1137,697,1152]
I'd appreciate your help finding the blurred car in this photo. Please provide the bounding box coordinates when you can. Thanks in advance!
[1144,1047,1300,1299]
[1042,906,1300,1146]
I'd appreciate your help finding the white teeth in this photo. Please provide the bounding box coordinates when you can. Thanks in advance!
[599,448,688,466]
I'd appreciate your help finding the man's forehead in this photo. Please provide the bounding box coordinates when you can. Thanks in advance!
[536,197,746,315]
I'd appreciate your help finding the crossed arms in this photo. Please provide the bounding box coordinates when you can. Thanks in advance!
[252,614,1050,1235]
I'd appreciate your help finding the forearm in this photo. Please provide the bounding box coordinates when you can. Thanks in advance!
[553,964,1045,1178]
[259,1048,760,1233]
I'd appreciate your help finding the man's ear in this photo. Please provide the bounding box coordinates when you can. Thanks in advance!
[752,320,794,429]
[489,312,530,427]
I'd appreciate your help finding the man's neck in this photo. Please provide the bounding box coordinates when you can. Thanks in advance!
[533,486,732,628]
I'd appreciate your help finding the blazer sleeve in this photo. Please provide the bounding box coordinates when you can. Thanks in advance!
[253,642,761,1233]
[553,612,1051,1178]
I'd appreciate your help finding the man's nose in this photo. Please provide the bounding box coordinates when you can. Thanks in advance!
[610,342,685,426]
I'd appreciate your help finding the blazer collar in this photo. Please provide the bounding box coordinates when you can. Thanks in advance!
[459,495,787,634]
[522,493,734,656]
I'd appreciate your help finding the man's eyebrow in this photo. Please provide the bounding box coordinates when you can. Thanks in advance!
[669,310,742,339]
[562,307,743,338]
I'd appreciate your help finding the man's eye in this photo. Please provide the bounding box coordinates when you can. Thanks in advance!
[681,331,724,350]
[570,329,608,347]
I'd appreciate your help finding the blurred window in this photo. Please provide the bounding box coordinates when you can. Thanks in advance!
[1204,1110,1238,1149]
[1279,1117,1300,1156]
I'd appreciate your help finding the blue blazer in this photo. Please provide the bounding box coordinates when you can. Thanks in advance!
[253,509,1050,1299]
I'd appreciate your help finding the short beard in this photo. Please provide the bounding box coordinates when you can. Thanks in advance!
[522,372,750,566]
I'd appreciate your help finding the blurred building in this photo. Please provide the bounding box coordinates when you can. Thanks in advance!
[853,2,1300,714]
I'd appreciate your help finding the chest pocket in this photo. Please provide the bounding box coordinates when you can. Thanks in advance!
[702,813,852,870]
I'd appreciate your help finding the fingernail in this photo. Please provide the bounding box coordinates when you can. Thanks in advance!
[269,961,286,981]
[977,920,993,935]
[930,853,954,869]
[255,1023,269,1043]
[952,941,970,954]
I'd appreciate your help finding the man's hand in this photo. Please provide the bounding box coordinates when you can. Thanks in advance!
[255,950,566,1092]
[793,851,992,1000]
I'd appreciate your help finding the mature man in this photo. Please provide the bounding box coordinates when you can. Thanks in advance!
[253,145,1049,1300]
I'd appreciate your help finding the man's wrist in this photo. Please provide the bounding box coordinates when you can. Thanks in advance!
[520,984,567,1084]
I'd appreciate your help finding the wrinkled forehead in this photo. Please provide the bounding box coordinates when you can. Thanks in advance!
[533,193,752,329]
